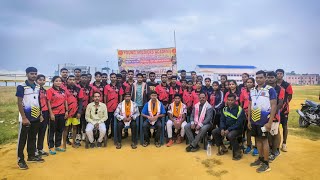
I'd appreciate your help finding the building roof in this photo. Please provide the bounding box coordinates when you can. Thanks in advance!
[196,65,256,69]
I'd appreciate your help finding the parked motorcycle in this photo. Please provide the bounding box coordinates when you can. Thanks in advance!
[296,100,320,128]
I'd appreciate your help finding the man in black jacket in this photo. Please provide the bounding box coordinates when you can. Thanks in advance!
[212,93,245,160]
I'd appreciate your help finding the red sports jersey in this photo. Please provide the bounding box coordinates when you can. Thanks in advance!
[169,84,183,102]
[209,94,215,107]
[176,81,182,86]
[47,87,67,115]
[90,82,104,102]
[192,90,202,105]
[224,91,240,105]
[182,89,194,108]
[279,81,293,114]
[104,84,124,112]
[155,84,170,105]
[81,85,93,108]
[66,86,84,118]
[240,89,250,113]
[123,81,134,93]
[39,87,48,111]
[274,85,285,122]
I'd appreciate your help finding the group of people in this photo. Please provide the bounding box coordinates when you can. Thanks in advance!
[16,67,292,173]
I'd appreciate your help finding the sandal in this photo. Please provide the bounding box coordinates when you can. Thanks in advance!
[49,149,56,155]
[131,143,137,149]
[55,147,66,152]
[142,141,149,147]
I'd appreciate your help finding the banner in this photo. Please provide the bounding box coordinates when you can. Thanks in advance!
[117,47,177,78]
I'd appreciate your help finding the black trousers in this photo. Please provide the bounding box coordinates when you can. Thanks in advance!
[143,120,161,143]
[212,128,241,155]
[17,120,40,162]
[48,114,65,149]
[117,121,137,143]
[36,111,49,151]
[105,112,115,136]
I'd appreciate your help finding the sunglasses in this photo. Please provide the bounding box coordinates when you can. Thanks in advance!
[95,108,98,114]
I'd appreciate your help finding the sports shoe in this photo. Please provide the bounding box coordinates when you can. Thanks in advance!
[166,139,174,147]
[90,143,95,148]
[97,142,102,148]
[256,163,271,173]
[190,145,200,152]
[281,144,287,152]
[18,160,28,170]
[269,150,280,161]
[38,150,49,157]
[27,156,45,163]
[252,148,259,156]
[250,158,262,167]
[186,145,193,152]
[244,146,252,154]
[82,133,86,140]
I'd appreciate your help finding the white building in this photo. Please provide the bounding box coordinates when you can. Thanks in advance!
[195,65,257,84]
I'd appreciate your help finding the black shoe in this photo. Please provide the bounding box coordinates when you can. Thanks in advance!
[233,154,242,161]
[256,163,271,173]
[186,145,193,152]
[108,134,112,139]
[38,150,49,157]
[66,139,72,145]
[250,158,262,167]
[18,160,28,170]
[90,143,95,148]
[116,143,122,149]
[27,156,45,163]
[122,132,129,139]
[97,142,102,148]
[190,145,200,152]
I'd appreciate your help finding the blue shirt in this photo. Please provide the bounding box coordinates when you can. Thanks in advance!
[135,84,143,107]
[142,101,166,118]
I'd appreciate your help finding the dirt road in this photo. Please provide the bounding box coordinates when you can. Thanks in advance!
[0,133,318,180]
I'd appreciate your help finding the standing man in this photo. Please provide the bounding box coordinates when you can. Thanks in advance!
[63,75,84,148]
[60,68,69,89]
[147,72,159,92]
[166,94,187,147]
[116,74,123,85]
[166,70,173,85]
[155,74,171,109]
[74,68,82,85]
[16,67,44,170]
[131,73,148,111]
[91,72,104,102]
[85,92,108,148]
[87,73,93,85]
[202,78,214,98]
[120,70,127,84]
[169,76,183,102]
[141,91,166,147]
[104,73,124,138]
[123,70,135,93]
[142,73,147,83]
[179,70,187,83]
[191,71,197,85]
[248,70,277,173]
[267,71,285,161]
[212,93,245,160]
[114,93,140,149]
[185,93,214,152]
[276,69,293,152]
[101,73,108,87]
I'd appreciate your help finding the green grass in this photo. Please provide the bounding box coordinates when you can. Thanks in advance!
[0,86,319,144]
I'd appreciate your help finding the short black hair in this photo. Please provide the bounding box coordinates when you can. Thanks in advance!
[276,69,285,74]
[101,73,108,76]
[174,94,181,99]
[199,92,206,96]
[110,73,116,77]
[74,68,81,72]
[37,74,45,80]
[180,79,187,83]
[67,75,75,80]
[128,70,134,73]
[191,71,196,74]
[149,91,157,95]
[121,70,127,73]
[205,78,211,82]
[196,80,202,84]
[171,76,177,80]
[87,73,92,76]
[187,80,193,84]
[124,92,131,97]
[116,73,122,78]
[51,76,62,83]
[166,70,173,73]
[149,72,155,76]
[267,71,277,77]
[81,74,87,77]
[95,72,102,77]
[180,70,186,73]
[136,73,143,77]
[227,93,237,99]
[256,70,266,77]
[60,68,68,72]
[93,91,101,97]
[161,74,167,78]
[26,67,37,73]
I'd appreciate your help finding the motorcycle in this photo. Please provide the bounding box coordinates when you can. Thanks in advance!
[296,100,320,128]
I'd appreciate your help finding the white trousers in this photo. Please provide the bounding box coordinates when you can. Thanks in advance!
[86,123,106,143]
[166,120,187,138]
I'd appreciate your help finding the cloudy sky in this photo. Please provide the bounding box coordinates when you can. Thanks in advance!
[0,0,319,75]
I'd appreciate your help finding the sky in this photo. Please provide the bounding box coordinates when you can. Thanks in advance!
[0,0,319,75]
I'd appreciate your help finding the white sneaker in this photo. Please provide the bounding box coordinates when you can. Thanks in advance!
[76,134,81,141]
[281,144,287,152]
[82,133,86,140]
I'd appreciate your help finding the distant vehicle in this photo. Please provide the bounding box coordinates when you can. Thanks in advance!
[296,100,320,128]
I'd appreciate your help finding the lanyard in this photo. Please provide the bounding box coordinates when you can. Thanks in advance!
[254,87,264,106]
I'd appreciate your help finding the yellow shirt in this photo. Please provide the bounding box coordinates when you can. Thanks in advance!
[85,102,108,124]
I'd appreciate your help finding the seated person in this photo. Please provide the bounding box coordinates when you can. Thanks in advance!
[141,91,166,148]
[85,92,108,148]
[185,92,214,152]
[212,93,245,160]
[114,93,140,149]
[166,94,187,147]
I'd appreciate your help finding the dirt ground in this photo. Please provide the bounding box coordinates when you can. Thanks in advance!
[0,132,318,180]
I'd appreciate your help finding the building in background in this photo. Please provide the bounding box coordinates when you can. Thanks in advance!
[55,64,92,76]
[286,73,320,85]
[195,65,257,84]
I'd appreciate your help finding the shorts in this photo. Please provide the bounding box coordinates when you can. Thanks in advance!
[280,113,288,126]
[270,121,279,136]
[251,123,268,139]
[65,118,80,126]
